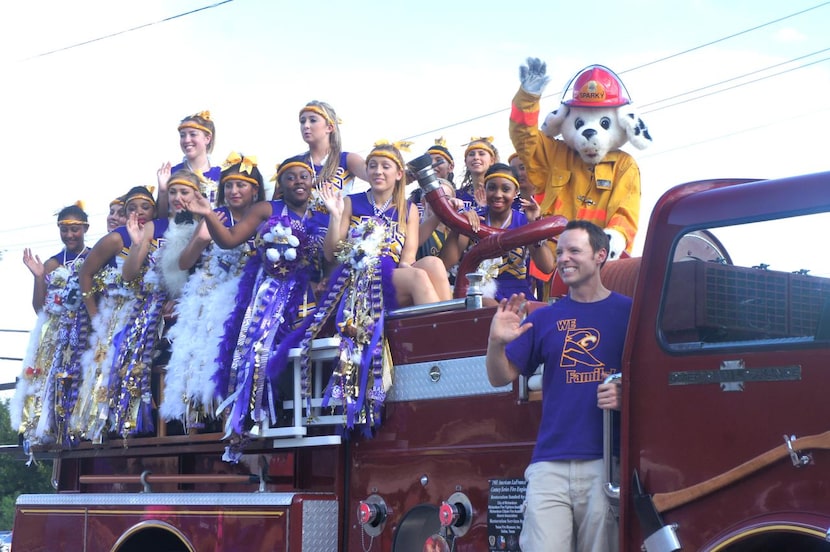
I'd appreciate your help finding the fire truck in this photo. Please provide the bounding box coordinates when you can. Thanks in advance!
[11,161,830,551]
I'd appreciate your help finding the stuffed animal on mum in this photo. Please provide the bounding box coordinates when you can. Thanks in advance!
[509,57,651,263]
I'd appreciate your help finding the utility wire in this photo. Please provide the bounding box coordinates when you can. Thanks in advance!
[3,49,828,242]
[639,47,830,109]
[2,2,827,239]
[641,56,829,114]
[20,0,234,61]
[401,2,830,142]
[618,1,830,75]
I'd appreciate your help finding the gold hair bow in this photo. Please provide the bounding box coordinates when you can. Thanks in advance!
[240,155,257,174]
[434,137,448,147]
[222,151,242,169]
[195,110,211,120]
[373,139,413,152]
[222,152,258,174]
[469,136,494,144]
[54,199,87,216]
[147,185,156,195]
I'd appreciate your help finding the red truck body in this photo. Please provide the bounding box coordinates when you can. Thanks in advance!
[13,171,830,551]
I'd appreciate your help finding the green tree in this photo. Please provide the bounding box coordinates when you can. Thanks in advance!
[0,399,53,530]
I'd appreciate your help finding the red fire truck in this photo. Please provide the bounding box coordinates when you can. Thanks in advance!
[11,164,830,551]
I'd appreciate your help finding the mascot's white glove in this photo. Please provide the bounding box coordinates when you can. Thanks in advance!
[605,229,626,262]
[519,57,550,96]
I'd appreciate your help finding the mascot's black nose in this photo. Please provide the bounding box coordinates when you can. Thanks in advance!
[582,129,597,140]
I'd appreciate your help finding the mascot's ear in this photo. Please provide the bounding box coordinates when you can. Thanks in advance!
[620,109,652,150]
[541,107,568,139]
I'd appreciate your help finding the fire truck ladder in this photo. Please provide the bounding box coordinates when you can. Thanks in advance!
[256,337,344,449]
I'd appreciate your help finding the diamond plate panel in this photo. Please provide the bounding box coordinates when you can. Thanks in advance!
[17,492,297,507]
[302,499,338,552]
[386,355,511,402]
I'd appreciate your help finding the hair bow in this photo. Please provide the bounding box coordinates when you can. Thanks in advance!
[222,152,258,174]
[469,136,494,144]
[53,199,86,216]
[434,137,448,147]
[373,139,413,152]
[194,110,211,121]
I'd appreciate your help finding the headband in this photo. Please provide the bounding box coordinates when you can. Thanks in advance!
[427,137,453,164]
[221,152,257,174]
[368,139,413,171]
[110,197,125,207]
[55,200,89,225]
[508,152,519,163]
[465,137,496,158]
[57,218,89,227]
[220,152,259,186]
[484,171,520,190]
[275,160,314,182]
[221,173,260,186]
[178,110,213,135]
[299,104,339,126]
[168,177,201,193]
[125,188,156,207]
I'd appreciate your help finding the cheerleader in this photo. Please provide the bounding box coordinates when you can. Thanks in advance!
[71,187,157,443]
[161,153,265,431]
[23,202,89,313]
[12,203,90,452]
[106,195,127,232]
[296,100,367,197]
[183,155,332,461]
[440,163,554,304]
[104,171,203,440]
[457,137,499,209]
[296,142,452,433]
[156,110,222,215]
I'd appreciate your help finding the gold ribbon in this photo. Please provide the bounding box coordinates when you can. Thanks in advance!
[372,139,413,152]
[222,152,258,174]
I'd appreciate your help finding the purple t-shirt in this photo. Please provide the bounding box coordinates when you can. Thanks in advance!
[506,292,632,463]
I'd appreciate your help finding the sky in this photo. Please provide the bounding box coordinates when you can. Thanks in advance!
[0,0,828,384]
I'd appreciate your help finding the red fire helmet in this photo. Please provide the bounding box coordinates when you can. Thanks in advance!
[562,65,631,107]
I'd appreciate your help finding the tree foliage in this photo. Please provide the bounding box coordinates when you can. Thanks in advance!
[0,399,53,530]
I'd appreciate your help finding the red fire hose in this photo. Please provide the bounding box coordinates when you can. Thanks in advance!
[421,186,567,298]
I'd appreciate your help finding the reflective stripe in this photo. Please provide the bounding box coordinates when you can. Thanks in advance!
[510,104,539,126]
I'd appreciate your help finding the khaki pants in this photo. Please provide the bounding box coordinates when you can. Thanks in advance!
[520,459,619,552]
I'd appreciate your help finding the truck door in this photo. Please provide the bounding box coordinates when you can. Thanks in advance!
[622,173,830,552]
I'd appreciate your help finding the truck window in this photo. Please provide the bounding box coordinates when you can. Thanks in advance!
[660,213,830,350]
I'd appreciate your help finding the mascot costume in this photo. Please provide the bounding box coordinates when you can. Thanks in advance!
[509,58,651,295]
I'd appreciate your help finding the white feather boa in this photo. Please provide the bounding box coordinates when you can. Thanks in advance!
[161,240,251,426]
[157,219,198,299]
[10,311,49,433]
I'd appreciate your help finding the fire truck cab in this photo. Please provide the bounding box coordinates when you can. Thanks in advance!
[12,170,830,551]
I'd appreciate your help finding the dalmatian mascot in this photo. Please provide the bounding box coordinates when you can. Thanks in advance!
[509,58,651,266]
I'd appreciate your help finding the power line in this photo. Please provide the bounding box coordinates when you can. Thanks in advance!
[639,47,830,110]
[20,0,234,61]
[640,55,830,115]
[400,3,830,143]
[618,1,830,75]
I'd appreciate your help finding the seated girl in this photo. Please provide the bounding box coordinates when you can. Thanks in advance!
[441,163,554,304]
[183,155,332,460]
[291,142,452,433]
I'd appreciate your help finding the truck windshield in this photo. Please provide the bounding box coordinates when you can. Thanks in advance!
[661,212,830,349]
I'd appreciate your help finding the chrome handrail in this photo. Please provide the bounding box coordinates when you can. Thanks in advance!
[603,372,622,509]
